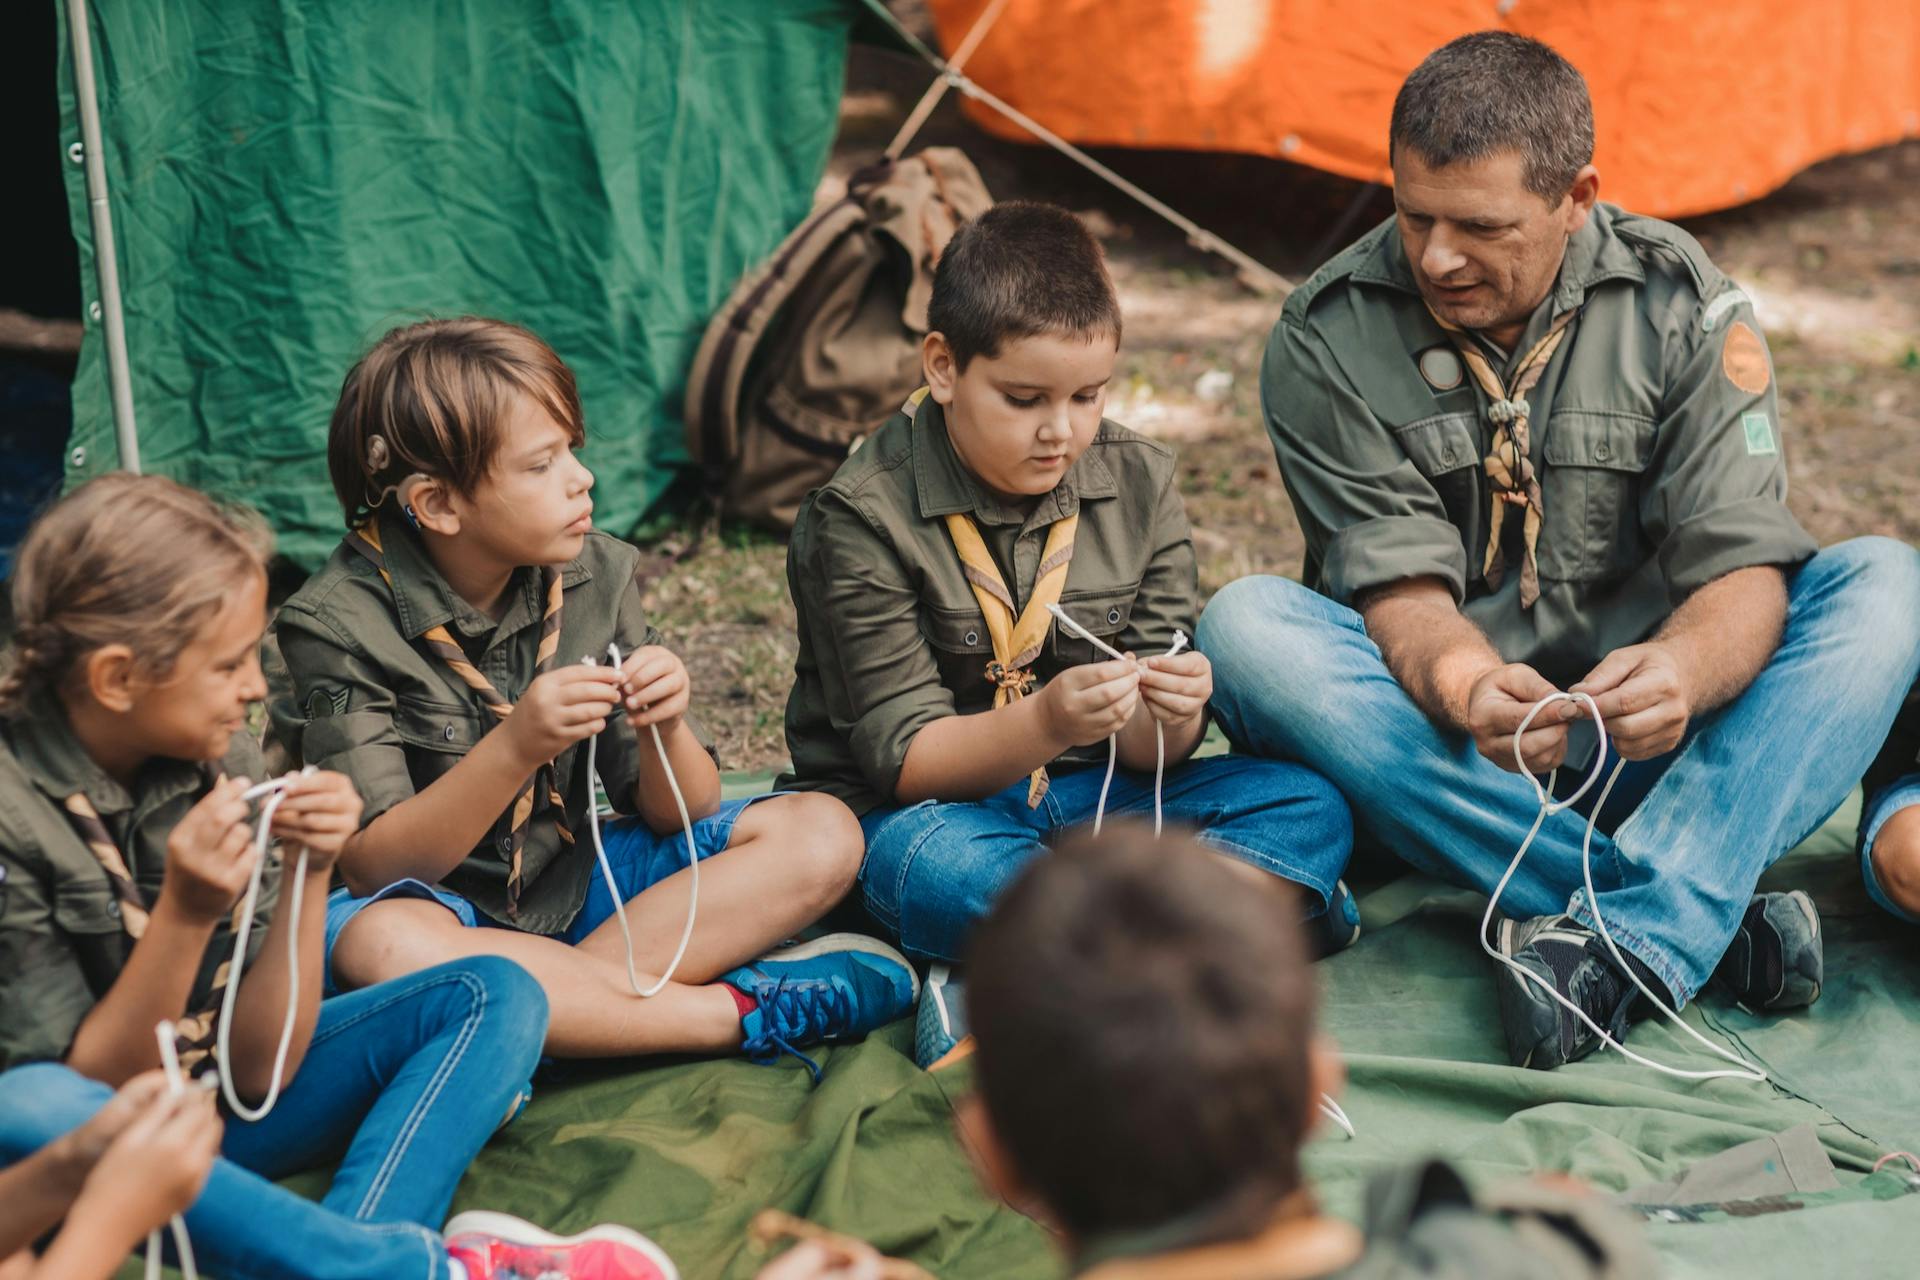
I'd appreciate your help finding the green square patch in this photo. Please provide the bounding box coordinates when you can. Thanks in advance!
[1742,411,1777,457]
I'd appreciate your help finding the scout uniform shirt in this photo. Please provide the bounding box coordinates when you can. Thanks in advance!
[1262,203,1817,688]
[0,696,277,1070]
[780,394,1197,816]
[1074,1160,1656,1280]
[270,510,693,936]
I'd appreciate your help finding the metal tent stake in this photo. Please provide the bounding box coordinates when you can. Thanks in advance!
[63,0,140,473]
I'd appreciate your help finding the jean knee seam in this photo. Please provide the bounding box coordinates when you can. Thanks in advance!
[353,969,489,1219]
[863,806,943,934]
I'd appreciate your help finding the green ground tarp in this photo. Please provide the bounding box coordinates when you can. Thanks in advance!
[227,795,1920,1278]
[57,0,858,567]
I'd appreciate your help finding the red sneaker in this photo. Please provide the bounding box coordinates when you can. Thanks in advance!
[444,1211,678,1280]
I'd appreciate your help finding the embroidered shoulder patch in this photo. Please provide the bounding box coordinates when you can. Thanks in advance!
[305,686,351,720]
[1741,411,1777,457]
[1722,321,1771,394]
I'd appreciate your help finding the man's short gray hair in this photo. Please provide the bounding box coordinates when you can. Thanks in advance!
[1390,32,1595,202]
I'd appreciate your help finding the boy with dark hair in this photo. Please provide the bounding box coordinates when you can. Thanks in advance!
[780,202,1354,998]
[959,825,1657,1279]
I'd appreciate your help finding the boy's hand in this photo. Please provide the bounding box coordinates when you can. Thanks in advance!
[617,646,691,732]
[47,1071,170,1195]
[161,776,259,925]
[1040,658,1140,747]
[267,771,363,872]
[505,666,622,764]
[1137,650,1212,727]
[72,1085,222,1231]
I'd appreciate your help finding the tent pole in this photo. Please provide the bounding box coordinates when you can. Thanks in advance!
[63,0,140,473]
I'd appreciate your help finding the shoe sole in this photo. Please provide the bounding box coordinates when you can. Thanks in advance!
[761,932,922,1000]
[443,1211,679,1279]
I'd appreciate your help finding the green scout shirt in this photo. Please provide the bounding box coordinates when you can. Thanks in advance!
[270,511,694,936]
[1263,203,1817,687]
[1076,1160,1656,1280]
[0,698,277,1070]
[780,396,1197,816]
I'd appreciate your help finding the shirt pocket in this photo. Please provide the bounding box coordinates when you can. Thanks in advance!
[1393,412,1484,567]
[919,604,996,708]
[51,878,133,999]
[393,694,492,787]
[1050,587,1137,664]
[1540,410,1657,582]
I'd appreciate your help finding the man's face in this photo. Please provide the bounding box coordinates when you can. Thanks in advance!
[1392,148,1597,340]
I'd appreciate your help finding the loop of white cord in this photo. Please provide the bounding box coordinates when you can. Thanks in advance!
[585,642,699,998]
[147,1022,202,1280]
[1482,692,1766,1083]
[1043,604,1188,836]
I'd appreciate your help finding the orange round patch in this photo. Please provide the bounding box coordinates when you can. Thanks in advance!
[1722,321,1771,394]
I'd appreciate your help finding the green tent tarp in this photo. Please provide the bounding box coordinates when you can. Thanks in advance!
[57,0,859,566]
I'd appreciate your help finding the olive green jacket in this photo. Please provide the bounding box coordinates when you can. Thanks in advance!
[269,513,683,935]
[1263,203,1816,686]
[779,397,1196,815]
[0,699,274,1069]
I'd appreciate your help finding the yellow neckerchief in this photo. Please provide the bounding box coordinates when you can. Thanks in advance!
[1424,304,1579,608]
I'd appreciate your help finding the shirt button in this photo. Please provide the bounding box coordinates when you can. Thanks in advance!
[498,832,513,853]
[443,724,455,741]
[1442,448,1458,467]
[1595,442,1612,461]
[1107,607,1122,625]
[106,900,120,918]
[964,631,978,646]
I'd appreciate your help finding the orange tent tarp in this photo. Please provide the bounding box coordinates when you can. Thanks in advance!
[926,0,1920,218]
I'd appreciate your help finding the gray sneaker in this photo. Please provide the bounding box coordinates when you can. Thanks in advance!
[1713,890,1822,1012]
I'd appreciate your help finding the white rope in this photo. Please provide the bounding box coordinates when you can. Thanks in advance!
[1044,604,1187,835]
[884,0,1012,159]
[1317,1097,1356,1140]
[859,0,1294,295]
[147,1022,202,1280]
[214,770,314,1121]
[1481,693,1765,1083]
[584,642,699,998]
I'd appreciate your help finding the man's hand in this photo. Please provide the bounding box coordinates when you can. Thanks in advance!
[504,666,622,764]
[1039,658,1141,747]
[1137,650,1212,728]
[160,777,259,925]
[1467,663,1574,773]
[616,646,691,733]
[266,770,363,873]
[1571,642,1691,761]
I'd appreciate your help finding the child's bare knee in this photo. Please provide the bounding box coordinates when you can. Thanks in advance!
[1873,808,1920,915]
[334,900,462,986]
[778,793,864,902]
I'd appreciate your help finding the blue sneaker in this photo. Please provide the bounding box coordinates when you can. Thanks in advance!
[913,964,968,1069]
[1304,879,1361,959]
[724,934,919,1080]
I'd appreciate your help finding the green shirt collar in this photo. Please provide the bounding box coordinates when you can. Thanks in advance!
[371,507,595,645]
[909,395,1120,532]
[6,694,204,818]
[1350,201,1647,320]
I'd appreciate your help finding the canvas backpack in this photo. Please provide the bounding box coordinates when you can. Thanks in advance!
[683,147,992,532]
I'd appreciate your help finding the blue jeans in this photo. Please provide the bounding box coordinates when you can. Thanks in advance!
[1197,538,1920,1004]
[858,753,1353,962]
[0,957,548,1280]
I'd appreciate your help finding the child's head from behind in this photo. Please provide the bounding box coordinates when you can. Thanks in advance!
[923,202,1122,501]
[2,474,273,764]
[328,317,594,567]
[964,825,1337,1255]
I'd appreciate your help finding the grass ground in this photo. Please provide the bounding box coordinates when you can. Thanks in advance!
[647,47,1920,775]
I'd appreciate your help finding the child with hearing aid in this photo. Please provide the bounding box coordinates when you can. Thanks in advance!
[0,475,676,1279]
[270,317,916,1073]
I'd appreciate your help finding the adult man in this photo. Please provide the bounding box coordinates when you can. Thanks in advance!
[1198,32,1920,1070]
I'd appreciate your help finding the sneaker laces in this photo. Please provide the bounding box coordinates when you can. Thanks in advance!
[740,975,856,1083]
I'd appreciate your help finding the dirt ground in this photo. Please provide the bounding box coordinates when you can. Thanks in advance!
[650,45,1920,775]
